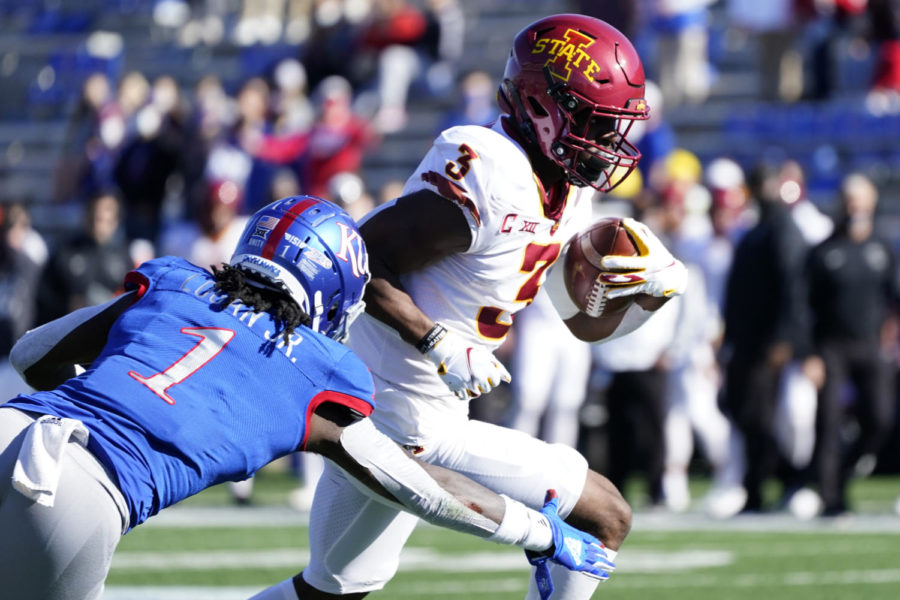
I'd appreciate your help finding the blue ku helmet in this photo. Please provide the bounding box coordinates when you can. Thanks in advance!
[230,195,370,342]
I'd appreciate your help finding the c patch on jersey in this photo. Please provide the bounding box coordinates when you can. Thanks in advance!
[421,171,482,227]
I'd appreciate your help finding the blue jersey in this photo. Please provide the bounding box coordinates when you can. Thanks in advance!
[8,257,375,529]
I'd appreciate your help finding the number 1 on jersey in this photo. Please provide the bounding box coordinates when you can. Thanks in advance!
[129,327,235,405]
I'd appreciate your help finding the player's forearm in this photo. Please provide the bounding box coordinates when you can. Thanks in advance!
[10,294,133,390]
[363,275,436,345]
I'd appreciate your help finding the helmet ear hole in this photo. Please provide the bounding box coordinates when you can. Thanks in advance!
[326,301,340,322]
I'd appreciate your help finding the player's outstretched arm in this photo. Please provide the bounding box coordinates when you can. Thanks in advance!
[10,292,137,390]
[360,190,510,398]
[306,412,615,576]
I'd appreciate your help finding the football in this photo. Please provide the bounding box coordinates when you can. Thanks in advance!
[563,217,641,318]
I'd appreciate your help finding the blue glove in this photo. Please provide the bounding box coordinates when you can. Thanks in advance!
[525,490,615,599]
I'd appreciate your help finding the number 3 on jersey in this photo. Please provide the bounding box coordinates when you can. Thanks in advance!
[129,327,235,405]
[445,144,478,180]
[476,242,561,340]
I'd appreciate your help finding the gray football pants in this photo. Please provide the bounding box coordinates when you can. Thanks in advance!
[0,406,128,600]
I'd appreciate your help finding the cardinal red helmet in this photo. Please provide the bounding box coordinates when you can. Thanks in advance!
[498,14,649,192]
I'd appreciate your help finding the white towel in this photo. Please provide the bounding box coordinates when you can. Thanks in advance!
[11,415,90,507]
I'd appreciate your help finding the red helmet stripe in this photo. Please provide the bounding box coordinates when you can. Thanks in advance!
[261,197,319,259]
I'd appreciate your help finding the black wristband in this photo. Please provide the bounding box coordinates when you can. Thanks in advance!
[415,322,448,354]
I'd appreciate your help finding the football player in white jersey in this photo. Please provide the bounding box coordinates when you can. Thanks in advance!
[259,14,688,600]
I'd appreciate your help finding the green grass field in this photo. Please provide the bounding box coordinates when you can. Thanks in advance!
[106,469,900,600]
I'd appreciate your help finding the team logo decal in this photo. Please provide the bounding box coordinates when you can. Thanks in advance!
[335,222,368,279]
[533,28,601,84]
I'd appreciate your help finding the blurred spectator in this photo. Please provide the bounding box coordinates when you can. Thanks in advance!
[701,159,750,294]
[577,0,639,38]
[592,290,680,508]
[159,178,247,264]
[327,171,375,221]
[358,0,429,133]
[229,76,278,212]
[0,204,42,397]
[302,0,369,89]
[167,0,230,47]
[770,159,832,491]
[779,159,834,245]
[180,75,232,222]
[0,202,48,270]
[35,192,132,326]
[297,75,377,198]
[113,75,188,247]
[377,178,406,206]
[721,161,812,512]
[633,80,677,183]
[727,0,806,102]
[504,290,591,448]
[190,180,249,270]
[271,166,303,201]
[651,0,715,107]
[805,172,900,516]
[0,204,41,357]
[869,0,900,100]
[116,70,151,128]
[705,157,754,250]
[701,157,755,326]
[421,0,466,96]
[438,69,499,131]
[272,58,316,135]
[650,174,748,518]
[803,0,871,101]
[233,0,314,45]
[55,72,123,204]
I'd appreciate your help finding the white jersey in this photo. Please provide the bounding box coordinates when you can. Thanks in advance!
[348,119,593,444]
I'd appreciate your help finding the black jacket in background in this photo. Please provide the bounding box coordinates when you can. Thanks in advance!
[806,226,900,343]
[723,202,812,358]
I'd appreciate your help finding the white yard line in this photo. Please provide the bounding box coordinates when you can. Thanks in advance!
[104,568,900,600]
[145,505,900,534]
[112,546,732,573]
[111,547,733,573]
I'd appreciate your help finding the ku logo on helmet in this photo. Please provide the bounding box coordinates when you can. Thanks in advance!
[532,29,601,84]
[336,222,369,280]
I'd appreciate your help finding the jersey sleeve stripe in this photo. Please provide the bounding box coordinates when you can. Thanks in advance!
[124,270,150,300]
[300,390,375,450]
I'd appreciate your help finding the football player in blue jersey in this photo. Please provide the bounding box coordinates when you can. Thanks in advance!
[0,196,614,600]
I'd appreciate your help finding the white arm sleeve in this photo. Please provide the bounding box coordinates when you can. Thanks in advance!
[339,419,552,551]
[9,293,132,377]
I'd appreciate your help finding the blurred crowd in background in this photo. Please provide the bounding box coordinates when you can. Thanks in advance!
[2,0,900,518]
